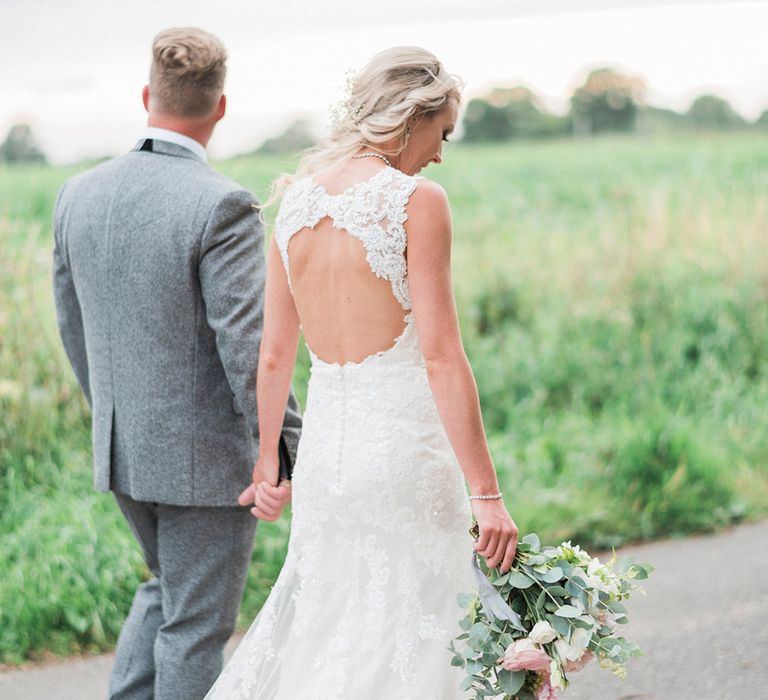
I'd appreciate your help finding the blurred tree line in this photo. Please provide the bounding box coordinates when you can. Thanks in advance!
[462,67,765,142]
[3,66,767,164]
[0,124,47,164]
[262,68,765,153]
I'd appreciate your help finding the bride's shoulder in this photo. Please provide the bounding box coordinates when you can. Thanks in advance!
[280,175,316,200]
[406,176,451,218]
[402,176,452,252]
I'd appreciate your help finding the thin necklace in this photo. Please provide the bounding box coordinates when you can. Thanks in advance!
[352,152,392,167]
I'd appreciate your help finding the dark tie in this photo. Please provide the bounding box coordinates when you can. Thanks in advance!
[140,138,153,152]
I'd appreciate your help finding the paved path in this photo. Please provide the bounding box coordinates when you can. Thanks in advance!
[2,520,766,699]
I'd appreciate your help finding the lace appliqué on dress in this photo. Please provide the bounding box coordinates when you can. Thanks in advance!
[274,168,418,310]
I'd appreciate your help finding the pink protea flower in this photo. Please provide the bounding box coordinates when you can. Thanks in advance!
[502,638,551,672]
[564,650,595,674]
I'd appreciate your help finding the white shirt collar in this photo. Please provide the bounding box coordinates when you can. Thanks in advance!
[143,127,208,162]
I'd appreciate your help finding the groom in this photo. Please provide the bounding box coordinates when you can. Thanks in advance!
[52,27,301,699]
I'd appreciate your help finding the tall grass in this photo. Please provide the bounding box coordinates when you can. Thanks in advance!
[1,133,766,663]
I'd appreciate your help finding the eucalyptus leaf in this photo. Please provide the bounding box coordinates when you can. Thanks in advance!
[508,571,535,589]
[482,651,500,666]
[570,574,588,588]
[540,566,564,583]
[450,655,465,667]
[565,580,586,604]
[492,572,510,587]
[547,585,568,597]
[481,638,497,656]
[555,559,572,576]
[459,676,475,691]
[526,554,547,565]
[522,533,541,552]
[466,659,484,675]
[498,668,526,694]
[479,677,495,692]
[548,614,571,637]
[555,604,582,618]
[571,617,594,630]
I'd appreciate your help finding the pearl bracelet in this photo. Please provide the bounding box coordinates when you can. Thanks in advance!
[469,493,503,500]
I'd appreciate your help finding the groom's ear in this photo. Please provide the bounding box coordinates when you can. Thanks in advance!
[215,94,226,122]
[142,85,151,113]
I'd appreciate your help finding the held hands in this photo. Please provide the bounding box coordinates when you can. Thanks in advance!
[471,498,519,573]
[237,454,292,521]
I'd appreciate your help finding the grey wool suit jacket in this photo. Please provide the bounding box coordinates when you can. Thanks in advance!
[53,138,302,506]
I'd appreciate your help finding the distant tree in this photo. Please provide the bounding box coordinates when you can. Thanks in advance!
[256,118,316,155]
[570,68,646,135]
[756,109,768,128]
[686,94,746,130]
[461,86,568,142]
[636,105,688,134]
[0,124,47,164]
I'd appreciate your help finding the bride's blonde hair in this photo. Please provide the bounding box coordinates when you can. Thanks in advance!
[264,46,462,207]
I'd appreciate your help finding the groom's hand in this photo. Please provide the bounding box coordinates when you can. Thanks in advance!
[237,482,257,507]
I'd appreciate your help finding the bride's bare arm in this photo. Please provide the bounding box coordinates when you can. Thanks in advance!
[256,236,301,468]
[406,180,518,571]
[238,235,301,519]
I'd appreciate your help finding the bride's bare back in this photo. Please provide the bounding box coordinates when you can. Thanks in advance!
[276,160,416,365]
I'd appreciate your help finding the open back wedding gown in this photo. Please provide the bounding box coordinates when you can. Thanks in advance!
[205,166,474,699]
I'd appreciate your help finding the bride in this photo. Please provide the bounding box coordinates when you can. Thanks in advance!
[205,46,519,699]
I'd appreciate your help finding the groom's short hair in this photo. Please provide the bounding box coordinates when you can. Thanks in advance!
[149,27,227,118]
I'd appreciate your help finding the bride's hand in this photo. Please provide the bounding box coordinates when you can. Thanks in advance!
[249,480,291,521]
[471,499,519,573]
[237,454,291,520]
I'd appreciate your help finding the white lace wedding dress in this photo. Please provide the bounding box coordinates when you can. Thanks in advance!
[205,167,474,700]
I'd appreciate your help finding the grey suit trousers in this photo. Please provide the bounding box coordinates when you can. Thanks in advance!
[110,492,257,700]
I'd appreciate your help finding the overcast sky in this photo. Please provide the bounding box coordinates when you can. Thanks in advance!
[1,0,766,164]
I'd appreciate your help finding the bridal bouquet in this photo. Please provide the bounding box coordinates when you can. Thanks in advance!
[450,528,653,699]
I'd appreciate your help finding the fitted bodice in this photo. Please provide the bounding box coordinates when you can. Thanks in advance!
[274,166,419,312]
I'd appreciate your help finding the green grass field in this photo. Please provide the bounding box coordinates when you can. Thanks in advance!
[1,133,767,664]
